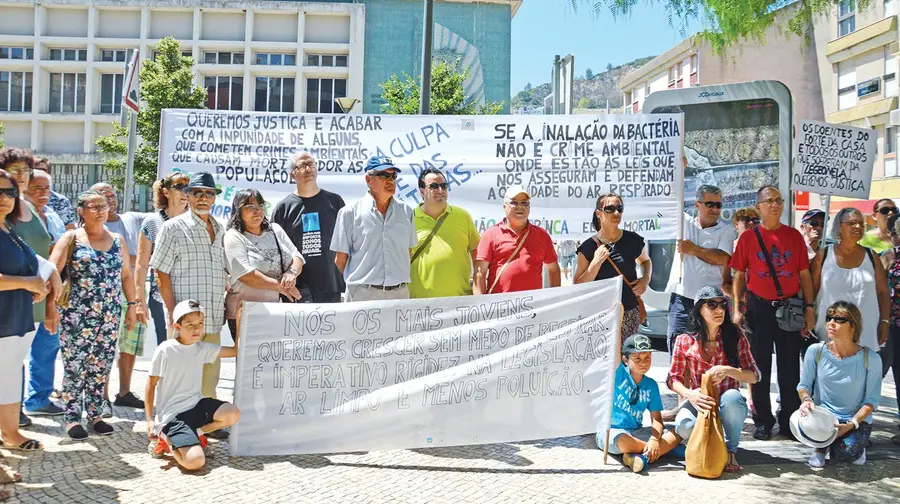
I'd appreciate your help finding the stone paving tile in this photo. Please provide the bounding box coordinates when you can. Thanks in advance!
[1,361,898,504]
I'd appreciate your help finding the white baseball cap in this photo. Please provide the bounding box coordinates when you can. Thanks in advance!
[172,299,204,324]
[504,184,530,200]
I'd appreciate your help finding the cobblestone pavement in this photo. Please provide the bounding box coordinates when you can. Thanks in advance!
[2,355,899,504]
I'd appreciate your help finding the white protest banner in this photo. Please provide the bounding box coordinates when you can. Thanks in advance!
[230,280,622,456]
[791,120,877,199]
[159,110,684,240]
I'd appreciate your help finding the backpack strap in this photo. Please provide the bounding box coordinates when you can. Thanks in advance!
[863,347,869,371]
[864,247,875,268]
[815,342,826,365]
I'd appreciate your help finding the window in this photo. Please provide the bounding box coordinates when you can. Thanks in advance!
[255,77,294,112]
[857,77,881,98]
[305,78,346,113]
[0,71,33,112]
[205,76,243,111]
[48,48,87,61]
[838,0,856,37]
[100,50,128,62]
[100,74,124,114]
[152,50,192,61]
[204,52,243,65]
[305,54,347,67]
[255,53,296,66]
[886,0,897,17]
[837,62,857,109]
[690,54,698,73]
[49,73,86,113]
[0,47,34,60]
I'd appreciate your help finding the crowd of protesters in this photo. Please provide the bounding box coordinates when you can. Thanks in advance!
[0,146,898,492]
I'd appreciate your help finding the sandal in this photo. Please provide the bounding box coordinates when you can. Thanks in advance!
[724,453,742,473]
[0,465,22,484]
[1,439,43,452]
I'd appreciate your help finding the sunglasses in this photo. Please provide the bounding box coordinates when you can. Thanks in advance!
[761,197,785,205]
[704,299,727,310]
[825,315,850,324]
[170,183,188,192]
[189,190,217,199]
[422,182,448,190]
[740,217,761,225]
[506,200,530,208]
[699,201,723,209]
[0,187,18,198]
[805,220,823,228]
[371,171,399,180]
[878,206,899,215]
[601,205,625,214]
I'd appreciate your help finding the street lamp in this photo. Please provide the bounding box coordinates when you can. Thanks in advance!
[335,97,360,114]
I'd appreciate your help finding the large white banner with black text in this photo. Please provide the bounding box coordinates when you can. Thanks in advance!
[230,280,622,456]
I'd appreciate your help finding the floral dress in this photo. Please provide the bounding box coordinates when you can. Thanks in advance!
[889,246,900,328]
[60,237,123,424]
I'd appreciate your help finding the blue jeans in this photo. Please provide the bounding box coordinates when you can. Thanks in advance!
[149,296,167,346]
[22,322,60,411]
[675,388,748,453]
[667,293,694,356]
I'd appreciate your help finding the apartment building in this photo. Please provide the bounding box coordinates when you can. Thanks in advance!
[0,0,518,208]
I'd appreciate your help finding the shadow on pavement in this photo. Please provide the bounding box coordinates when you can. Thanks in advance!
[411,443,534,466]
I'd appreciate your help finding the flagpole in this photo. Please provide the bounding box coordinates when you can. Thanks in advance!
[122,49,140,212]
[124,111,138,211]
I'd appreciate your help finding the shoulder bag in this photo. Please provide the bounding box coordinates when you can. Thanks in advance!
[685,373,729,479]
[487,228,530,294]
[411,212,450,264]
[593,236,647,323]
[753,227,804,332]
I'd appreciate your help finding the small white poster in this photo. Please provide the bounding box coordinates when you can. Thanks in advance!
[792,120,877,199]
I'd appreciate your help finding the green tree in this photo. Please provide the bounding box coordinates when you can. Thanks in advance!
[0,122,5,148]
[585,68,594,80]
[570,1,870,51]
[380,60,505,115]
[96,37,206,190]
[606,63,614,72]
[524,82,533,91]
[577,97,598,109]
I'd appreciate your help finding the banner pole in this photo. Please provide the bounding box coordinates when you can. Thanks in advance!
[604,302,624,465]
[821,194,831,251]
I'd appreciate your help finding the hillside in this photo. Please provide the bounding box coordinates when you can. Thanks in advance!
[512,56,655,112]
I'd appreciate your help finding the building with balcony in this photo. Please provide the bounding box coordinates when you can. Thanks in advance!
[0,0,518,208]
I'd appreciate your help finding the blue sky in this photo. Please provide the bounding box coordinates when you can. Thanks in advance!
[510,1,702,93]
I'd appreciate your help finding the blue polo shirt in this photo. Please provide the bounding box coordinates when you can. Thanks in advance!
[610,362,663,430]
[0,229,38,338]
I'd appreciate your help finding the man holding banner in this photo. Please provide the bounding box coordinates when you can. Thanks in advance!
[410,168,480,299]
[331,156,418,302]
[474,185,560,294]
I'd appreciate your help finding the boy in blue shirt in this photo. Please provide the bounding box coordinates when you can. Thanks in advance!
[598,334,683,472]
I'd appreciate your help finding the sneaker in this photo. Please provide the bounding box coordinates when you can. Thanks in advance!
[808,451,826,469]
[99,400,113,419]
[113,392,145,409]
[18,411,33,428]
[91,420,114,436]
[25,403,65,416]
[753,424,773,440]
[852,449,866,466]
[622,453,647,473]
[205,428,230,440]
[68,424,89,441]
[149,437,171,458]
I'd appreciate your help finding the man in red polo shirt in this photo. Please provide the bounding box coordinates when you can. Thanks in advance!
[474,185,560,294]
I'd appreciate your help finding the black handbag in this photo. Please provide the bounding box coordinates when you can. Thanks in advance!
[753,227,805,332]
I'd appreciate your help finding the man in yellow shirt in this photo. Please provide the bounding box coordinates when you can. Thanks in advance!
[410,168,480,298]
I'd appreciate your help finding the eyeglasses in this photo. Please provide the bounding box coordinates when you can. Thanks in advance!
[0,187,18,198]
[878,206,899,215]
[825,315,850,324]
[699,201,723,209]
[7,167,32,176]
[243,204,266,213]
[84,204,109,213]
[506,200,530,208]
[423,182,448,190]
[704,299,727,310]
[294,162,317,172]
[601,205,625,214]
[189,190,217,199]
[841,220,865,228]
[739,217,761,226]
[371,171,399,180]
[760,197,785,205]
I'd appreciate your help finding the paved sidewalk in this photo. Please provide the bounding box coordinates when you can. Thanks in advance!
[2,356,899,504]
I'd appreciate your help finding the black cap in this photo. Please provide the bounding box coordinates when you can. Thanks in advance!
[187,172,222,194]
[622,334,652,356]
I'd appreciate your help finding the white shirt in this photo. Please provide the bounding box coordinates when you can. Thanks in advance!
[150,339,221,433]
[668,214,736,299]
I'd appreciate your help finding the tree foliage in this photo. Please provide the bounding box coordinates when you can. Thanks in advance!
[585,68,594,80]
[577,96,599,109]
[380,60,505,115]
[0,122,5,149]
[95,37,206,190]
[571,1,872,52]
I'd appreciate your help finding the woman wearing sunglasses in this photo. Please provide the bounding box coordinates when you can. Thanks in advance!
[859,198,897,254]
[811,207,890,354]
[667,285,760,473]
[797,301,882,468]
[134,172,190,346]
[574,193,651,343]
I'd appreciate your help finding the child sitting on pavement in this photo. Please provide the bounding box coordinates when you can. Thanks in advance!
[145,299,240,471]
[598,334,683,472]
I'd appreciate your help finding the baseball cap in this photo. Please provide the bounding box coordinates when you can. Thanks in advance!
[622,334,653,356]
[504,185,530,200]
[172,299,204,324]
[364,155,401,173]
[694,285,726,304]
[801,209,825,223]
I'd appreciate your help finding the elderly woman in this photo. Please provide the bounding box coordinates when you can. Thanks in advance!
[135,172,190,346]
[668,285,760,473]
[811,207,890,352]
[798,301,882,467]
[49,191,140,440]
[224,189,303,337]
[574,193,651,342]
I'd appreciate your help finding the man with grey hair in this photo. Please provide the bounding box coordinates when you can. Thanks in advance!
[666,184,736,354]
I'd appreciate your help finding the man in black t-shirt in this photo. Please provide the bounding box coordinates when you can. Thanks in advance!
[272,153,346,303]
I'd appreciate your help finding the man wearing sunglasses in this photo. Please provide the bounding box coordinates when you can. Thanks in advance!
[331,156,418,302]
[860,198,897,254]
[666,185,736,356]
[151,172,230,439]
[409,168,480,298]
[800,209,826,261]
